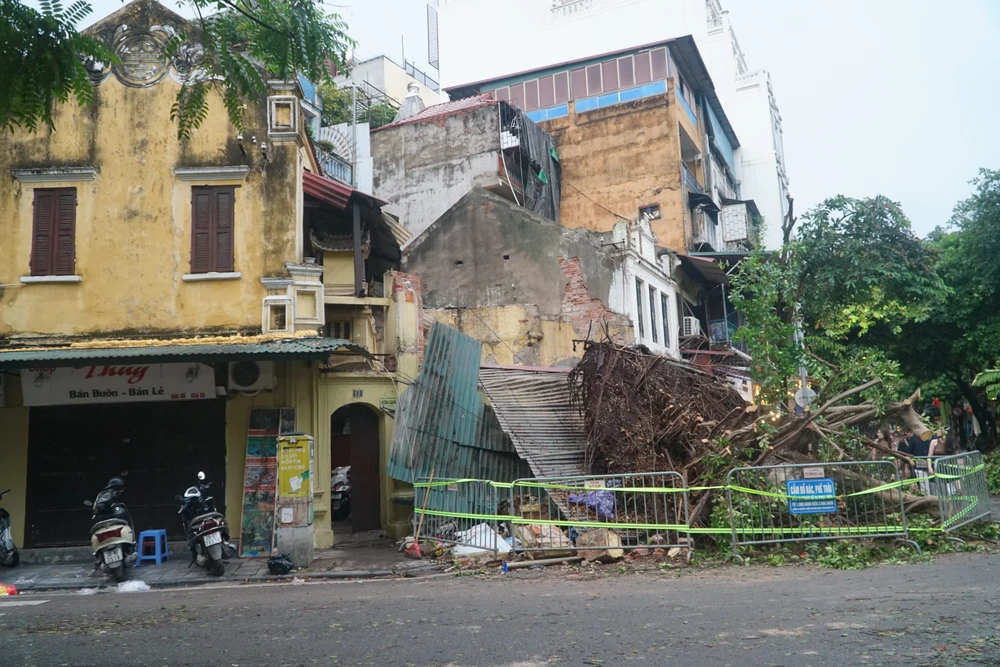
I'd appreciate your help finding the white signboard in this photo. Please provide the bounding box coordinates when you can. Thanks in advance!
[21,363,216,406]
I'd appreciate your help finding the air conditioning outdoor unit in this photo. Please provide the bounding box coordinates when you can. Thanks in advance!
[228,361,276,392]
[682,316,702,337]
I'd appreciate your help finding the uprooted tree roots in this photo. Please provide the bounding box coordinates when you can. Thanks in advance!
[568,341,937,531]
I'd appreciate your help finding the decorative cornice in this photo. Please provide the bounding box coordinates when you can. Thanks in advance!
[12,167,98,183]
[173,166,250,181]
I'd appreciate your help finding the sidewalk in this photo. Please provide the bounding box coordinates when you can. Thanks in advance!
[4,541,440,592]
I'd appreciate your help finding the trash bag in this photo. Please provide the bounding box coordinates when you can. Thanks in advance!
[267,553,294,575]
[567,489,616,519]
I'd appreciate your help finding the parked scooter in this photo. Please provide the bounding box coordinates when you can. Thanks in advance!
[84,476,137,582]
[0,489,19,567]
[331,466,352,521]
[177,472,234,576]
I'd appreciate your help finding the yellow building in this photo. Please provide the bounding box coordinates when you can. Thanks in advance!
[0,0,419,554]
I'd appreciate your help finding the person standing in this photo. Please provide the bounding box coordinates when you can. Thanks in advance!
[908,431,933,494]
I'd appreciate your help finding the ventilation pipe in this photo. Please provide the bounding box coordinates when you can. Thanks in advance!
[393,82,426,123]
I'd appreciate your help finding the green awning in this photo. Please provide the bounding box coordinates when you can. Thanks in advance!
[0,337,365,369]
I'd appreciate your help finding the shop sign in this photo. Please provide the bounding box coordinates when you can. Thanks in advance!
[380,395,397,412]
[20,363,216,406]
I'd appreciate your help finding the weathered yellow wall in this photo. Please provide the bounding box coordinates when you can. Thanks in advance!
[541,91,687,253]
[0,380,30,547]
[0,74,300,339]
[426,306,631,368]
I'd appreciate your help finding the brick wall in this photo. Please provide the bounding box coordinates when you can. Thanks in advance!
[558,257,633,344]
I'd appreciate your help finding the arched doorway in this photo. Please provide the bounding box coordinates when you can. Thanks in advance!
[330,404,381,534]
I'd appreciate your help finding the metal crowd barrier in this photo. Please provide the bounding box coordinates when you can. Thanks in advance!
[508,472,691,561]
[725,460,919,558]
[932,451,991,533]
[412,478,512,555]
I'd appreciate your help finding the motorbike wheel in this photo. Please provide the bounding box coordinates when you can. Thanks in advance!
[110,564,127,583]
[207,543,224,576]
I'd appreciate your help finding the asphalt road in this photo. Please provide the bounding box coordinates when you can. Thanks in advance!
[2,552,1000,667]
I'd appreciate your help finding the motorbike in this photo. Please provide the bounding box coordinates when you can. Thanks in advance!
[331,466,352,521]
[0,489,19,567]
[84,476,137,582]
[177,472,235,576]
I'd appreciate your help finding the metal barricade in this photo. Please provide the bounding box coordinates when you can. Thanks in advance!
[509,472,691,560]
[412,478,512,555]
[932,451,991,533]
[725,460,919,557]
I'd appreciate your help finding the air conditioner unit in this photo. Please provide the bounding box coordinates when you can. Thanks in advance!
[228,361,276,392]
[682,316,702,337]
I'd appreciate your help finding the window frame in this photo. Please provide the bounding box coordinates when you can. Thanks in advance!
[190,185,237,274]
[635,278,645,339]
[30,187,77,277]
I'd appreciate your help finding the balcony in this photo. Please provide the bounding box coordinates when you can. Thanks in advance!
[682,163,704,195]
[315,147,353,186]
[692,208,720,250]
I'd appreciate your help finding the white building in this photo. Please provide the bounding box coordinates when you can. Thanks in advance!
[433,0,790,249]
[608,218,681,359]
[333,54,442,108]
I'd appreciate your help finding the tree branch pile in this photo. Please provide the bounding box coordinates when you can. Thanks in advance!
[569,341,938,529]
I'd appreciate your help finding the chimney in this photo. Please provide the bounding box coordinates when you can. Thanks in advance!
[392,82,426,123]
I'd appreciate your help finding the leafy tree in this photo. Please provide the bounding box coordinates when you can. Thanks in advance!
[730,195,945,413]
[1,0,354,138]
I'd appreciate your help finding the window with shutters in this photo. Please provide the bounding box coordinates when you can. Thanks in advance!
[31,188,77,276]
[190,186,236,273]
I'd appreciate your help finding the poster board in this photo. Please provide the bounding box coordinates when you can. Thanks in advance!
[238,407,295,557]
[277,434,313,527]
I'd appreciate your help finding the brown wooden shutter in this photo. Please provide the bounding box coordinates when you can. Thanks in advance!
[191,188,213,273]
[31,188,75,276]
[31,190,55,276]
[214,188,235,272]
[54,189,76,275]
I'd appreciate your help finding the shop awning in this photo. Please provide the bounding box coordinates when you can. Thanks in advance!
[0,337,366,369]
[678,253,730,285]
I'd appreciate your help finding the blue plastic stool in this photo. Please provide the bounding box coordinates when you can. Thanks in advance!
[136,529,169,566]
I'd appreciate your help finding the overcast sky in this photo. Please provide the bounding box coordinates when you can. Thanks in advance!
[69,0,999,237]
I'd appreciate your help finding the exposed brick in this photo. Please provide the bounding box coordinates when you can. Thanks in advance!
[558,257,633,344]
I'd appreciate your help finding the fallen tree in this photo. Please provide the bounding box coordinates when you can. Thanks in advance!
[568,340,938,531]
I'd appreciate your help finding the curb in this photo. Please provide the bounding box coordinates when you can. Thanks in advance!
[13,563,444,592]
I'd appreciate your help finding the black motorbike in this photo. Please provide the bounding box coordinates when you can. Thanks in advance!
[331,466,352,521]
[84,476,137,582]
[0,489,19,567]
[177,472,235,576]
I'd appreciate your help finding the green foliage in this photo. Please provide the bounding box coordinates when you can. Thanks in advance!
[1,0,354,139]
[730,195,944,412]
[985,450,1000,494]
[974,367,1000,401]
[318,83,398,130]
[0,0,115,133]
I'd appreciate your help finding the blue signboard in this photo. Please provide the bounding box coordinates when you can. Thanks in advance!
[787,478,837,515]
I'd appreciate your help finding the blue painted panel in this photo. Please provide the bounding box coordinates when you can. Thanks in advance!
[547,104,569,119]
[575,97,599,112]
[708,105,736,172]
[526,110,546,123]
[645,80,667,95]
[598,92,620,107]
[619,87,643,102]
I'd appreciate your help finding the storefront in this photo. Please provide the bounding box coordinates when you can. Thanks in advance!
[0,338,362,550]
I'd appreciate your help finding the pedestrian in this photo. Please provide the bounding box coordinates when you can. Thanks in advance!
[908,430,933,494]
[872,428,893,459]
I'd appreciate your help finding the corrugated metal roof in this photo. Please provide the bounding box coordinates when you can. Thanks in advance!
[0,337,362,369]
[372,93,496,132]
[387,323,530,515]
[302,170,387,211]
[478,366,588,478]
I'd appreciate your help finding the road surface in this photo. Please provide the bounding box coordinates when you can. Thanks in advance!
[2,552,999,666]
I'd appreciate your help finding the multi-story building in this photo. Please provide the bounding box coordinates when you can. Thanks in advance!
[433,0,789,248]
[0,0,421,552]
[445,37,751,257]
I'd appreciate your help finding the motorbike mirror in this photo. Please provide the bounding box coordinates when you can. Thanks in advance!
[197,471,206,481]
[83,500,93,507]
[175,495,184,502]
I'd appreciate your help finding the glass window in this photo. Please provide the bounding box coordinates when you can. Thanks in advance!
[649,286,658,344]
[635,279,645,339]
[661,292,671,347]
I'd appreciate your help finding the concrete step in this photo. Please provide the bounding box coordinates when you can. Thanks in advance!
[19,542,191,565]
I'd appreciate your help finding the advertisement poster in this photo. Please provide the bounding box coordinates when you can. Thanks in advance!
[278,437,311,499]
[238,407,295,557]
